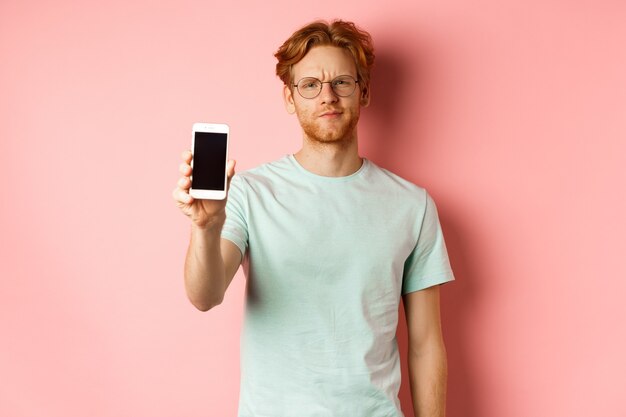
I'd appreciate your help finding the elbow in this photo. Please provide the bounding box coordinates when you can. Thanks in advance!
[189,293,224,312]
[408,337,448,361]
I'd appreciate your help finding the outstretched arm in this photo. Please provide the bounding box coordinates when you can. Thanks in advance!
[173,150,241,311]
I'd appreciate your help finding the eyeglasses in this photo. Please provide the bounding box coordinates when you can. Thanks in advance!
[292,75,359,99]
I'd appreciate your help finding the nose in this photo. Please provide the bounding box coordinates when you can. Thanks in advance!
[319,82,338,104]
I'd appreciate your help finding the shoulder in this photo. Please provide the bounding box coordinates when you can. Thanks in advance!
[364,159,429,204]
[249,155,291,173]
[231,155,294,190]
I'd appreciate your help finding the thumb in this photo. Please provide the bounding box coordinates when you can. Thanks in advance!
[226,159,237,190]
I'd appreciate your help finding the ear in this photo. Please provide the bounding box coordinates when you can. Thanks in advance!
[283,84,296,114]
[360,84,371,107]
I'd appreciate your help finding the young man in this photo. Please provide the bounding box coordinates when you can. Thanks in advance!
[173,20,454,417]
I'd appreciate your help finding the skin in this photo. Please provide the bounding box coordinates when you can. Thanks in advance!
[172,45,447,416]
[173,155,241,311]
[283,45,368,177]
[404,286,448,417]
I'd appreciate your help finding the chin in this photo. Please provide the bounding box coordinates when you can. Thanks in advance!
[307,130,354,146]
[302,119,359,145]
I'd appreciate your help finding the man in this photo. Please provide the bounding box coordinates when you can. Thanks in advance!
[173,20,454,417]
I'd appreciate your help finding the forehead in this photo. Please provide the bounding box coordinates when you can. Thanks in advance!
[292,45,357,80]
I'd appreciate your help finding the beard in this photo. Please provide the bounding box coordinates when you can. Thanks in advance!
[296,107,360,147]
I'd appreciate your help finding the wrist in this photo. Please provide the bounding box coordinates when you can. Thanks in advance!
[192,214,225,233]
[192,207,226,229]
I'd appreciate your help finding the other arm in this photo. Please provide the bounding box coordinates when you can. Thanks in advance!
[403,285,448,417]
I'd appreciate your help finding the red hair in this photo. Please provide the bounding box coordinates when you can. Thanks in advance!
[274,20,375,98]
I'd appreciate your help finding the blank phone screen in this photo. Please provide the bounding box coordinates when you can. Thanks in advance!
[192,131,227,190]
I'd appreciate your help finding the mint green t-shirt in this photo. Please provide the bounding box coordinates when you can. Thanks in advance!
[222,155,454,417]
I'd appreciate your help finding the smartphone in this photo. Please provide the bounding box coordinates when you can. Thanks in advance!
[190,122,229,200]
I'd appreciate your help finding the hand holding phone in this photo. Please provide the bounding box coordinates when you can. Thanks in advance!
[172,123,235,229]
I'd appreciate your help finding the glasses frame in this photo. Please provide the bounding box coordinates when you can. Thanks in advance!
[292,75,360,99]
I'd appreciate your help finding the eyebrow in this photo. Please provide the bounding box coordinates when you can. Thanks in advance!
[296,74,357,81]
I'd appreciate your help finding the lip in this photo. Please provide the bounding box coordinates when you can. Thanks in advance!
[319,110,343,118]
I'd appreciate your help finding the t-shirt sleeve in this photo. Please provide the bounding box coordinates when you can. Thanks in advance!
[221,174,249,257]
[401,191,455,294]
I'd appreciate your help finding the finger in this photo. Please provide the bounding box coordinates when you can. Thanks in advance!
[173,186,193,205]
[226,159,236,178]
[181,149,192,163]
[226,159,237,190]
[178,176,191,190]
[179,162,192,176]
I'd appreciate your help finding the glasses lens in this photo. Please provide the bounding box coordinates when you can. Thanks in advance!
[297,78,322,99]
[332,76,357,97]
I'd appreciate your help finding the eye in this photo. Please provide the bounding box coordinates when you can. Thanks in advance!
[299,78,320,90]
[333,77,355,88]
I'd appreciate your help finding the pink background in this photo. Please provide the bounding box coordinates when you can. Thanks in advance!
[2,0,625,416]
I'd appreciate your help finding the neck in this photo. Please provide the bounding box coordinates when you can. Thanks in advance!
[294,133,362,177]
